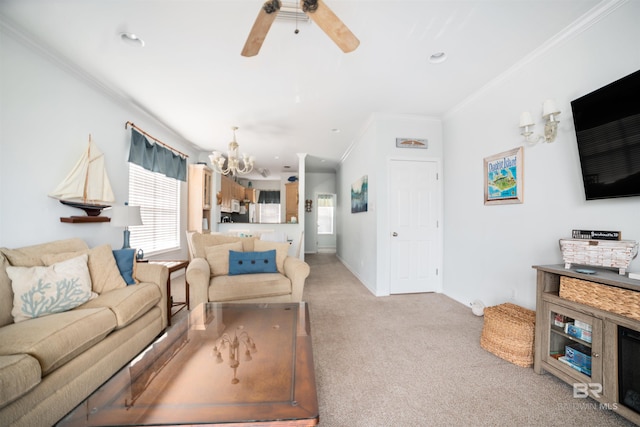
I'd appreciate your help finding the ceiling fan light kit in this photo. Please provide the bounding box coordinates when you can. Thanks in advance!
[241,0,359,57]
[301,0,319,13]
[276,2,310,23]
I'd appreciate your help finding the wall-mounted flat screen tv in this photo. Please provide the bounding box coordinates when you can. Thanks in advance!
[571,69,640,200]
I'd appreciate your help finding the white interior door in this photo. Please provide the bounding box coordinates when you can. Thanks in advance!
[389,159,440,294]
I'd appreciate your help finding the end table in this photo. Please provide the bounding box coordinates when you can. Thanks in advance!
[146,260,189,326]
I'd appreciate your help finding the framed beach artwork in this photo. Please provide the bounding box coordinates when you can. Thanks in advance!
[351,175,368,213]
[484,147,524,205]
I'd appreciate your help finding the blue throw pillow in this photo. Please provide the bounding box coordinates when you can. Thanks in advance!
[112,249,137,285]
[228,250,277,275]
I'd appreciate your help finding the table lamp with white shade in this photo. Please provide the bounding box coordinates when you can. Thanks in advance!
[111,203,143,249]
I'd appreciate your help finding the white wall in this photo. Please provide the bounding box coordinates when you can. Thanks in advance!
[0,28,198,259]
[236,179,280,191]
[442,1,640,310]
[337,118,378,292]
[338,113,443,295]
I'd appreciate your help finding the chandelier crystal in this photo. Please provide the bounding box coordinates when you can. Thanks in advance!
[209,126,255,175]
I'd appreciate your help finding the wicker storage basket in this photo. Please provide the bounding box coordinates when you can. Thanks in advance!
[480,303,536,367]
[559,276,640,321]
[559,238,638,275]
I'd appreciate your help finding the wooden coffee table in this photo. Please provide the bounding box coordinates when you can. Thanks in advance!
[57,303,318,426]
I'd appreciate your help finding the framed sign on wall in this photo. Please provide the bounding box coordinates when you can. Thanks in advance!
[484,147,524,205]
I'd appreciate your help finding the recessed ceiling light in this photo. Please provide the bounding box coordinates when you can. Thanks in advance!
[429,52,447,64]
[120,32,145,48]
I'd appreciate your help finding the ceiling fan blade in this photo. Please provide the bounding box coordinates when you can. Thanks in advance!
[241,0,281,57]
[301,0,359,53]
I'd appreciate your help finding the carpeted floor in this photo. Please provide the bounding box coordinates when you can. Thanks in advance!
[302,253,636,427]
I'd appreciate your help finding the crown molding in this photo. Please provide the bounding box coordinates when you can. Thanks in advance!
[0,13,198,153]
[443,0,628,120]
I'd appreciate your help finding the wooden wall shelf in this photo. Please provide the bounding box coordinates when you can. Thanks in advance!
[60,216,110,223]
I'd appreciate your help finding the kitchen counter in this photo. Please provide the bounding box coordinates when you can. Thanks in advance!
[216,222,305,258]
[217,222,299,225]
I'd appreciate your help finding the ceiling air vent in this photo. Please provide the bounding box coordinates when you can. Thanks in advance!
[258,168,270,177]
[275,3,310,23]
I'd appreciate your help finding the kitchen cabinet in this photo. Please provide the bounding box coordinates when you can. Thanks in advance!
[245,188,257,203]
[533,265,640,425]
[234,183,244,200]
[285,182,298,223]
[540,301,603,385]
[188,164,212,232]
[220,175,246,213]
[220,175,232,213]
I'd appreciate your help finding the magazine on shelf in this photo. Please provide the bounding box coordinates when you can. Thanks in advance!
[565,323,593,343]
[558,356,592,376]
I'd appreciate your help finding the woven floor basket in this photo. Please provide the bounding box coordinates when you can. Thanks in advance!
[559,276,640,322]
[480,303,536,368]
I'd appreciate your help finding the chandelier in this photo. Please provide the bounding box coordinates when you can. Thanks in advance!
[212,326,257,384]
[209,126,255,175]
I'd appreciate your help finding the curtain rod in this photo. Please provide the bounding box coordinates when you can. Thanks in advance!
[125,121,189,158]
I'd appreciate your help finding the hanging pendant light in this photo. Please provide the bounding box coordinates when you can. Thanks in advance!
[209,127,255,175]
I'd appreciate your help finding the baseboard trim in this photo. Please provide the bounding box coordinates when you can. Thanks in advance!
[317,247,336,254]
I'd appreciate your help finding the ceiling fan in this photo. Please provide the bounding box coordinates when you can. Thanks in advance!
[241,0,359,57]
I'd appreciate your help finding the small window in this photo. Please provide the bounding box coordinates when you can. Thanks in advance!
[257,190,281,223]
[258,203,281,224]
[128,163,181,255]
[317,193,335,235]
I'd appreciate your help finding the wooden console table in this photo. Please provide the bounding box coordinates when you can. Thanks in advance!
[533,264,640,425]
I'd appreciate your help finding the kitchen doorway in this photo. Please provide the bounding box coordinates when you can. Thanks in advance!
[388,159,441,294]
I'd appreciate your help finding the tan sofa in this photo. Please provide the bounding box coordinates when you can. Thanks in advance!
[0,238,169,427]
[186,233,310,307]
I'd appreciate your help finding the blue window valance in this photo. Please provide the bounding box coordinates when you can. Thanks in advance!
[128,129,187,181]
[258,190,280,204]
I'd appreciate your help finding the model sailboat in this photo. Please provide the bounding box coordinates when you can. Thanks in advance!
[49,135,115,217]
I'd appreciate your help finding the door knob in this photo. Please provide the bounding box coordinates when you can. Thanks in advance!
[392,232,398,237]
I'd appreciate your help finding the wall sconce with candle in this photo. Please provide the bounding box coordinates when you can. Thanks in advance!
[519,99,561,144]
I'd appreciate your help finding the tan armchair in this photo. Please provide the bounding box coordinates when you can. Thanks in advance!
[186,233,310,308]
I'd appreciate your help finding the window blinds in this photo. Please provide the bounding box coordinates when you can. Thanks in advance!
[128,163,180,255]
[318,193,334,207]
